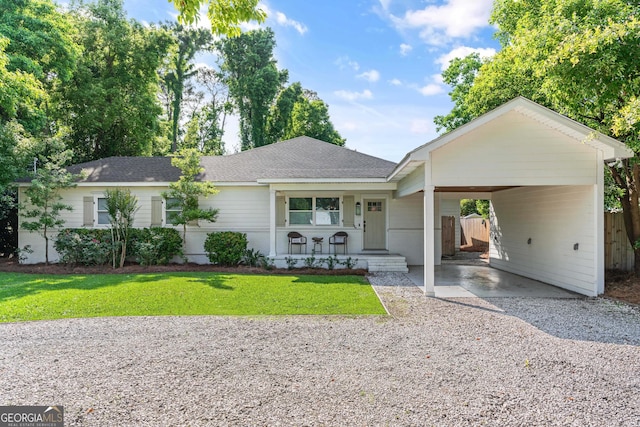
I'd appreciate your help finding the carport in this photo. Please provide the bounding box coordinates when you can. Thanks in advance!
[388,97,633,297]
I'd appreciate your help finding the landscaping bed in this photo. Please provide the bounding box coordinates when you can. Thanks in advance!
[0,257,367,276]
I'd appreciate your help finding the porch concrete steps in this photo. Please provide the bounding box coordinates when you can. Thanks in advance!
[366,256,409,273]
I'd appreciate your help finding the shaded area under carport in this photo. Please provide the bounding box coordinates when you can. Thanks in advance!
[407,262,578,298]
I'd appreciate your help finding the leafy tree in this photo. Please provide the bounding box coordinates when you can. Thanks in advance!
[0,0,79,135]
[104,188,138,268]
[62,0,172,162]
[168,0,266,37]
[266,83,345,145]
[20,150,81,264]
[436,0,640,275]
[217,28,288,150]
[162,149,219,249]
[161,23,213,153]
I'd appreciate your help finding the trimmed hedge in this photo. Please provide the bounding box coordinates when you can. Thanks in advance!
[204,231,248,266]
[54,228,183,266]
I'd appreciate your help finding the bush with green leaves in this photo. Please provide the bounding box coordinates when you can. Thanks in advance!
[242,248,265,267]
[204,231,248,266]
[131,227,183,265]
[54,227,183,266]
[54,228,112,266]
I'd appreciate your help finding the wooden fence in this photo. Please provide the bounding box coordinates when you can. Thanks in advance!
[460,216,489,249]
[605,212,634,271]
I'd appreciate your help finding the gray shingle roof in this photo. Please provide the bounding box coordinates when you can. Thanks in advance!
[66,157,181,183]
[200,136,396,181]
[66,136,396,183]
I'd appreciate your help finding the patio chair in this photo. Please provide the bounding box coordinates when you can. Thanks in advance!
[329,231,348,254]
[287,231,307,254]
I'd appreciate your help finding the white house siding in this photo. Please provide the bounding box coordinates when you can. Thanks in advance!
[431,110,598,187]
[388,192,424,265]
[18,185,169,264]
[490,185,597,296]
[396,164,424,198]
[183,186,271,262]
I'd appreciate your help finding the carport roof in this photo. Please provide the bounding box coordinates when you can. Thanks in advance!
[388,97,633,182]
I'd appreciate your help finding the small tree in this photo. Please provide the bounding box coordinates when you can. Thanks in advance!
[162,148,219,249]
[104,188,138,268]
[20,152,81,264]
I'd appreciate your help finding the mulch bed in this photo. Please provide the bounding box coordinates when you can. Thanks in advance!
[604,270,640,306]
[0,257,367,276]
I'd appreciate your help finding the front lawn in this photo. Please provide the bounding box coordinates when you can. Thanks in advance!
[0,272,386,322]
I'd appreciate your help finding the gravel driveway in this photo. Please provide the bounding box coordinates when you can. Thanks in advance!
[1,273,639,426]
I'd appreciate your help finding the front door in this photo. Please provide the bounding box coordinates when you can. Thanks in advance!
[363,199,386,249]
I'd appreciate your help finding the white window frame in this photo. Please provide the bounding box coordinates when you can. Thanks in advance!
[94,194,110,227]
[164,197,182,226]
[288,196,341,227]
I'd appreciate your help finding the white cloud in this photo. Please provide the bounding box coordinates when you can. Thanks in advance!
[436,46,497,71]
[378,0,392,12]
[418,84,444,96]
[357,69,381,83]
[275,11,308,34]
[334,89,374,101]
[389,78,402,86]
[391,0,493,45]
[399,43,412,56]
[335,56,360,71]
[410,119,431,134]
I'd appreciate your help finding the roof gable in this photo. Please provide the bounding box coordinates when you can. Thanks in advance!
[389,97,633,182]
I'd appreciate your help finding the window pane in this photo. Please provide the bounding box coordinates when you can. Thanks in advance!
[316,197,339,211]
[290,212,312,225]
[167,210,180,225]
[290,197,312,211]
[329,211,340,225]
[98,212,110,225]
[97,198,107,211]
[166,198,181,210]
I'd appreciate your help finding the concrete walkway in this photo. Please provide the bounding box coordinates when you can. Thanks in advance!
[407,264,578,298]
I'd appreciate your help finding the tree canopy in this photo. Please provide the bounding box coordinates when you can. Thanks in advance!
[168,0,266,36]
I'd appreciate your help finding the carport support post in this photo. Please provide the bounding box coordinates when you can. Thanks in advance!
[269,188,277,257]
[424,184,436,296]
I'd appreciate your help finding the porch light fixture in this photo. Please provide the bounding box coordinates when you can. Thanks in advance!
[355,202,361,216]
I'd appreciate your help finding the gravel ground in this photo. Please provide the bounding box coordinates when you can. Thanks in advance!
[1,273,639,426]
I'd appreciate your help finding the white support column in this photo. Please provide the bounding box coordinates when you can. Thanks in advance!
[595,151,605,295]
[434,192,442,266]
[269,188,277,257]
[423,158,435,296]
[424,186,435,296]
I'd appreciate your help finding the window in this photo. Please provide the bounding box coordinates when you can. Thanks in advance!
[368,201,382,212]
[165,198,182,225]
[289,197,340,226]
[96,197,109,225]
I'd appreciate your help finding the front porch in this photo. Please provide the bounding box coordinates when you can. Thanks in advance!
[269,252,408,273]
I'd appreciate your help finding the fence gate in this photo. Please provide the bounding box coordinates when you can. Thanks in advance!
[441,216,456,256]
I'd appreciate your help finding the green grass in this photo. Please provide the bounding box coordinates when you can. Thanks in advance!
[0,272,386,322]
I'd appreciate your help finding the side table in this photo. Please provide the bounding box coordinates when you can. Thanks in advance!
[312,237,323,254]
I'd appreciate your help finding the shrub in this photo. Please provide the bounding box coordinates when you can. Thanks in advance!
[260,256,275,270]
[132,227,183,265]
[325,255,339,270]
[342,257,359,269]
[242,248,265,267]
[204,231,248,266]
[284,256,298,270]
[54,228,112,266]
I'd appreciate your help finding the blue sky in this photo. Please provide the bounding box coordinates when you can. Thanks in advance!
[123,0,501,162]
